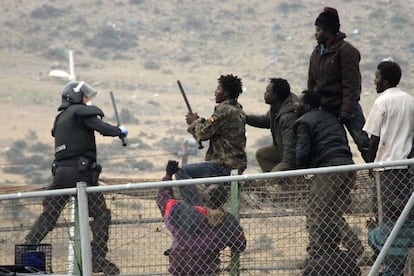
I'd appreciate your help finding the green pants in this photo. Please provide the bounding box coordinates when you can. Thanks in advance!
[256,144,290,172]
[306,158,364,259]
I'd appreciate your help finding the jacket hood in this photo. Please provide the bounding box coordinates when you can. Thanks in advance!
[317,31,347,52]
[169,202,203,234]
[207,208,225,227]
[278,93,298,116]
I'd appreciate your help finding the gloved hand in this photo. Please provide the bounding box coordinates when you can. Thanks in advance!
[119,125,128,137]
[166,160,180,176]
[338,111,354,124]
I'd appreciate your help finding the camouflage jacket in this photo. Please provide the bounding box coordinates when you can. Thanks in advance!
[187,99,247,171]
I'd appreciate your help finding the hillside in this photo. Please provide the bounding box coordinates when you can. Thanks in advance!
[1,0,414,184]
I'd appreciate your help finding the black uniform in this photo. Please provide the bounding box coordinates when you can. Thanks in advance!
[25,103,122,274]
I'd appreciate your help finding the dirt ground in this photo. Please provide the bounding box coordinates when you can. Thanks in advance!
[3,0,414,184]
[2,2,414,276]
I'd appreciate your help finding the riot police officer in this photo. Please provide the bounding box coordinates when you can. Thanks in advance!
[25,81,128,274]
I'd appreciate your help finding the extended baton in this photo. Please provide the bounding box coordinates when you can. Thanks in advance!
[177,80,193,113]
[176,80,203,149]
[109,91,127,147]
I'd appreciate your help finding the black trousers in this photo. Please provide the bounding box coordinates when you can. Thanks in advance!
[25,164,111,259]
[372,169,414,222]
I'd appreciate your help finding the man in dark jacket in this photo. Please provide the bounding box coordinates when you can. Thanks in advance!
[24,81,128,275]
[246,78,297,172]
[308,7,370,162]
[295,89,364,267]
[158,160,246,275]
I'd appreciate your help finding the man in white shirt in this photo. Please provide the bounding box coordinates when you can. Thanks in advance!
[363,60,414,218]
[363,61,414,164]
[363,60,414,275]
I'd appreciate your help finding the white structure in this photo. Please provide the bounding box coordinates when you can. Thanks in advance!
[49,50,76,81]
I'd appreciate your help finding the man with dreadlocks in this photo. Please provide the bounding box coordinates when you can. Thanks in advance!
[175,74,247,205]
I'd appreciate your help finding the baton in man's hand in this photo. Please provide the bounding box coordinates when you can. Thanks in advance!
[176,80,203,149]
[109,91,127,147]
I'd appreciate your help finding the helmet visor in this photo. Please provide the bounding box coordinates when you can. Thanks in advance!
[74,81,98,99]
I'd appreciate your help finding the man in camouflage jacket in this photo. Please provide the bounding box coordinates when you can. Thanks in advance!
[176,74,247,205]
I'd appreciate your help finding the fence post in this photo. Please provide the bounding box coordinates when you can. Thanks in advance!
[73,194,82,275]
[374,170,383,224]
[67,198,76,274]
[76,182,93,276]
[229,169,240,276]
[181,139,189,166]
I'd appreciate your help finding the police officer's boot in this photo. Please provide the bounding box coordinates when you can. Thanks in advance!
[92,255,120,275]
[91,241,120,275]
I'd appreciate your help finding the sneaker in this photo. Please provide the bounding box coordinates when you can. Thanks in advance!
[92,257,120,275]
[163,248,171,256]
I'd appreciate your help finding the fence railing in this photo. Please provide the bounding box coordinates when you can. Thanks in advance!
[0,159,413,275]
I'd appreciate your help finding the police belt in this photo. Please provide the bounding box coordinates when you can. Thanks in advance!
[55,157,94,167]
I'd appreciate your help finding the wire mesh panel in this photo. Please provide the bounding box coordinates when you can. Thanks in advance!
[237,170,373,275]
[0,163,413,275]
[0,196,75,273]
[104,189,170,274]
[368,169,414,276]
[15,243,52,273]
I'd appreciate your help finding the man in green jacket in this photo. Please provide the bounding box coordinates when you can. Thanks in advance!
[176,74,247,205]
[246,78,297,172]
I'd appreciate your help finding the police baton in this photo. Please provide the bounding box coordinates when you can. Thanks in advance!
[109,91,127,147]
[176,80,203,149]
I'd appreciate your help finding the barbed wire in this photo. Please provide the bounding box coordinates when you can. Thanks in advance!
[0,152,175,169]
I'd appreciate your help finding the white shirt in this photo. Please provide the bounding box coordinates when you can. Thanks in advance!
[363,87,414,163]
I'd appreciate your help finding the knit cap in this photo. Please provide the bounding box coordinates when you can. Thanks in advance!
[315,7,340,33]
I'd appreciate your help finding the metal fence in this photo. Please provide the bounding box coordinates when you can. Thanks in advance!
[0,159,413,275]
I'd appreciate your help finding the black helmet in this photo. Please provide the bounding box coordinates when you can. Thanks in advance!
[58,81,98,110]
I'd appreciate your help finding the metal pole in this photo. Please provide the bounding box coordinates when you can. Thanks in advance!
[67,198,75,274]
[375,171,383,224]
[181,139,189,166]
[3,159,414,200]
[229,169,240,276]
[73,197,81,275]
[68,50,76,81]
[368,190,414,276]
[76,182,93,276]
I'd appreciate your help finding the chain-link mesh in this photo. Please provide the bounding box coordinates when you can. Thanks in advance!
[0,196,75,273]
[368,169,414,276]
[156,182,246,275]
[0,166,413,275]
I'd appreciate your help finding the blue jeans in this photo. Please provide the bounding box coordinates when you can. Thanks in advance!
[345,103,370,160]
[176,162,231,205]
